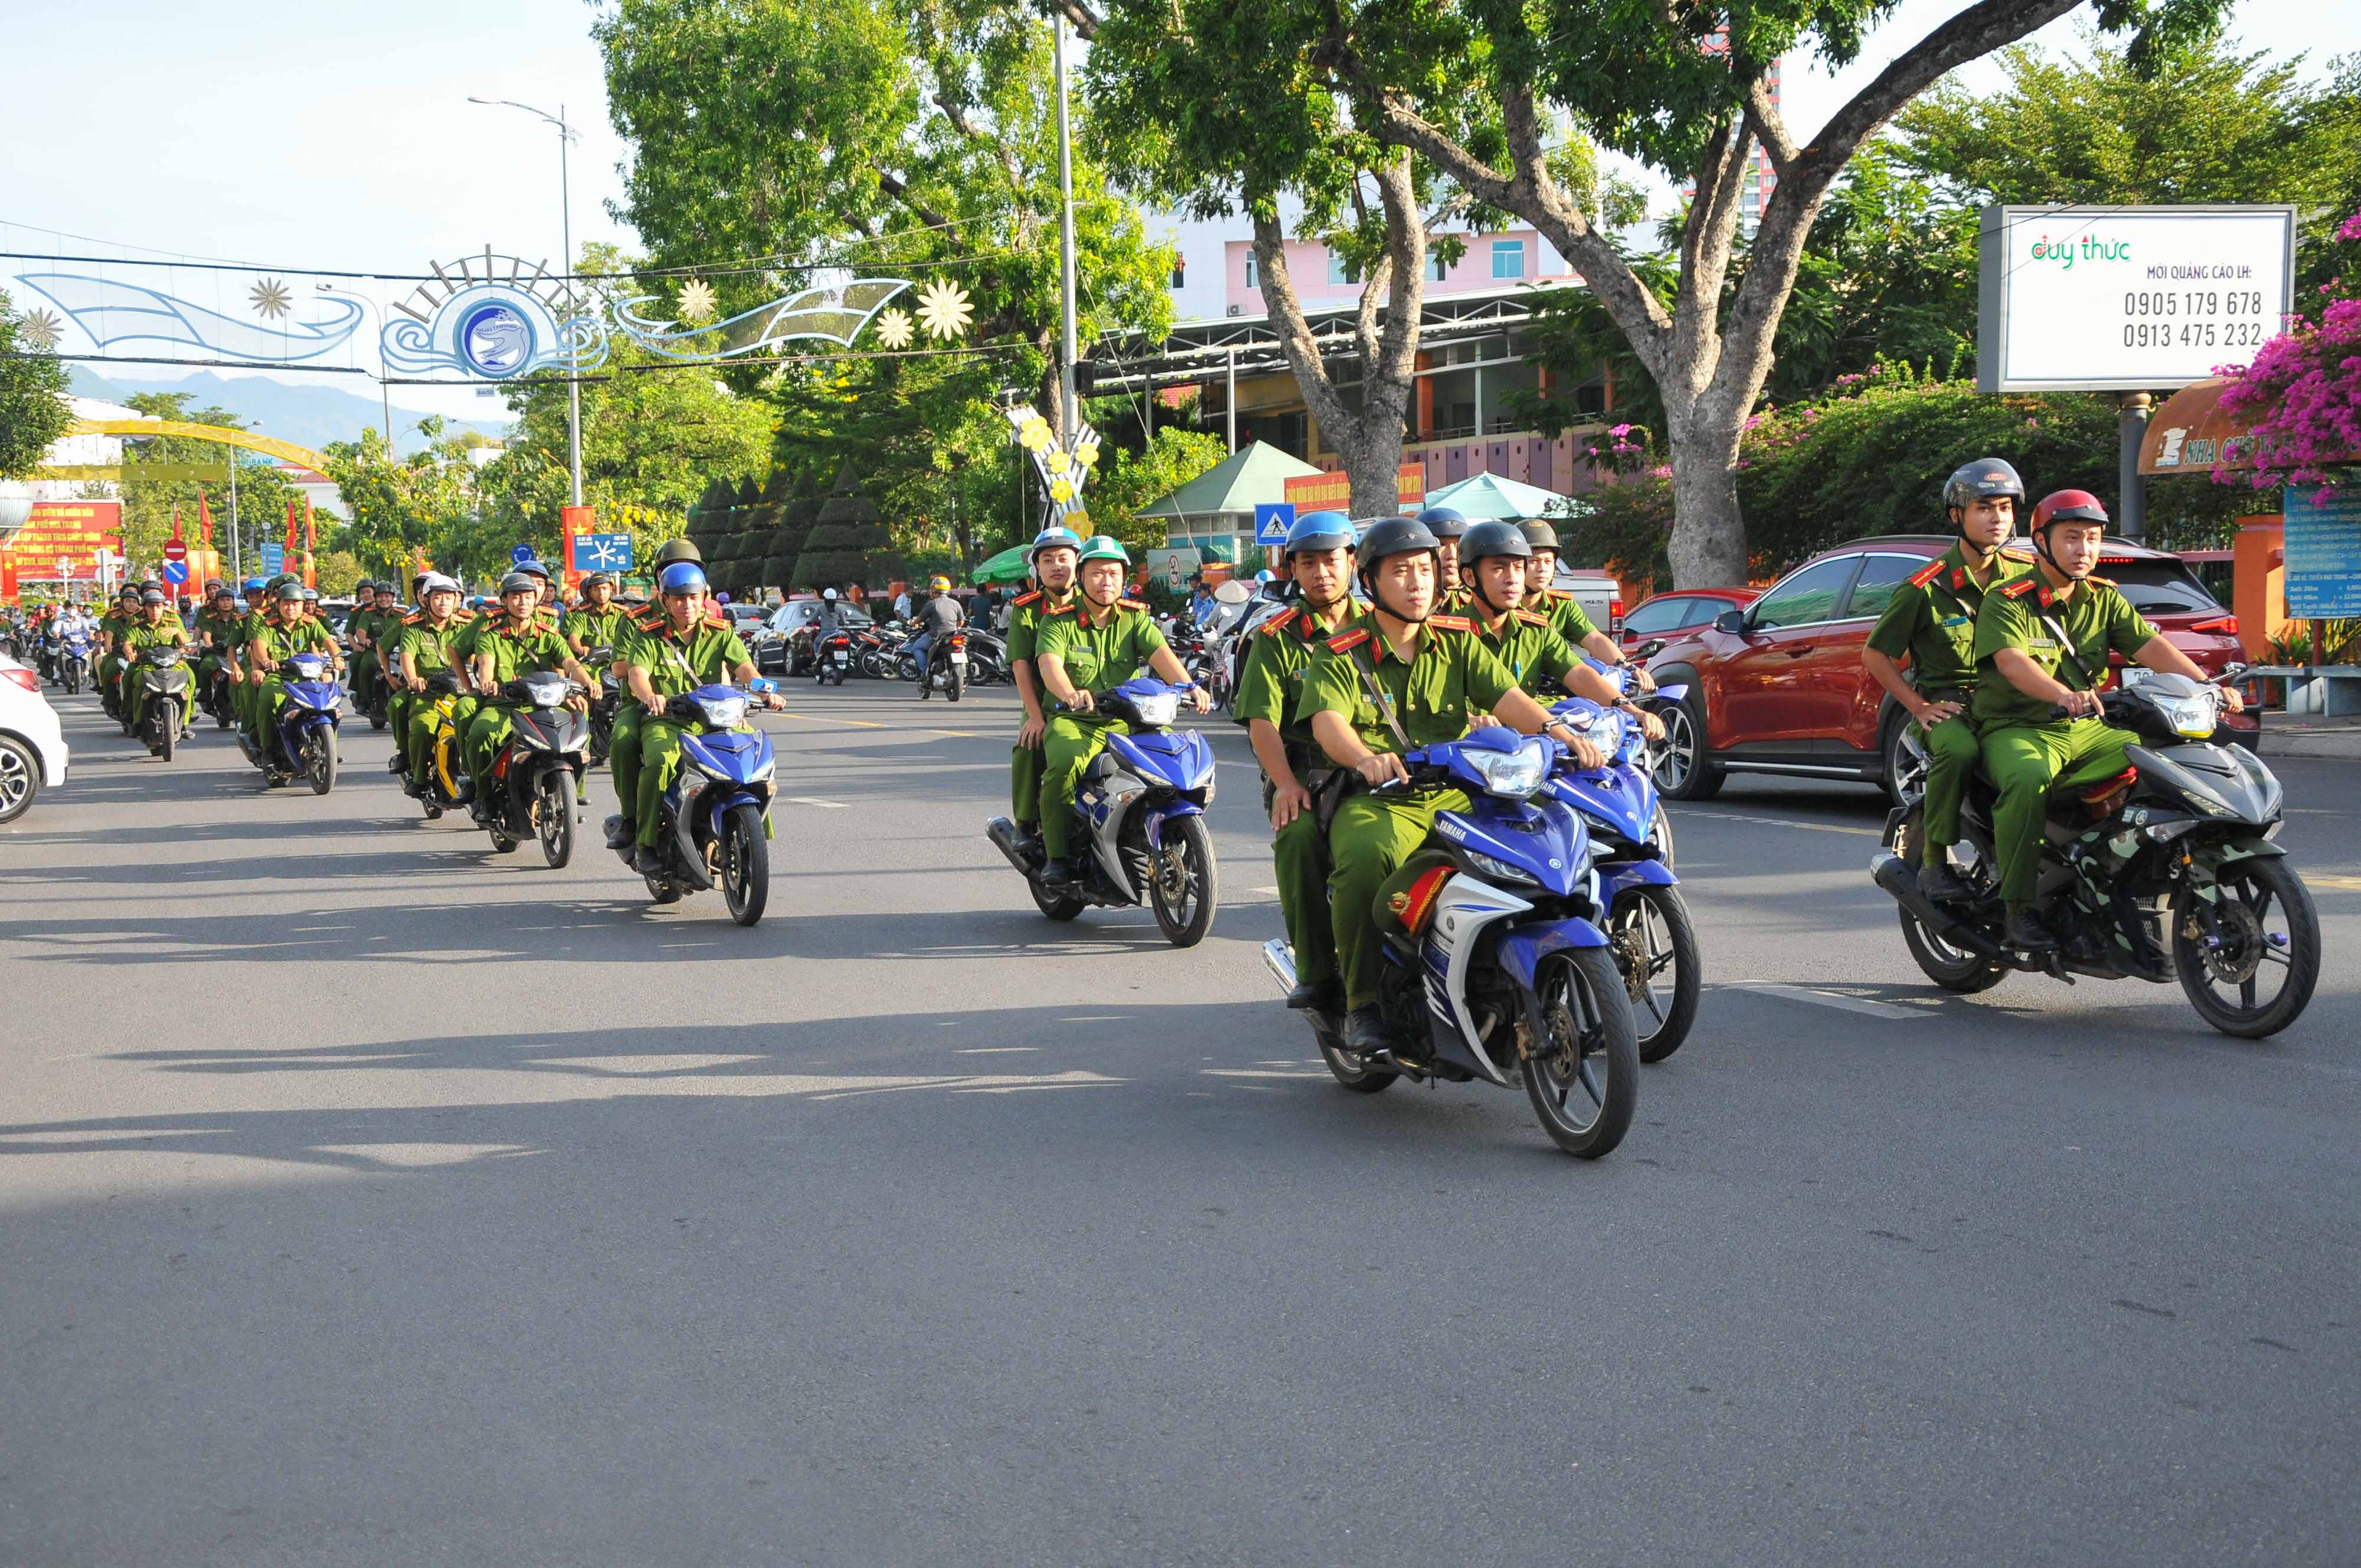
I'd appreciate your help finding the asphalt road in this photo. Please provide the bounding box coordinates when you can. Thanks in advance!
[4,683,2356,1567]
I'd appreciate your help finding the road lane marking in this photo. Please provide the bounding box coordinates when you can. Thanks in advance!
[930,729,980,737]
[2308,874,2361,892]
[773,711,886,728]
[780,796,849,808]
[1730,983,1916,1020]
[1673,810,1882,838]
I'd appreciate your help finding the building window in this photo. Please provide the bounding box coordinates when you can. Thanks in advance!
[1243,254,1257,290]
[1327,253,1359,285]
[1170,258,1186,289]
[1491,239,1525,280]
[1429,254,1447,282]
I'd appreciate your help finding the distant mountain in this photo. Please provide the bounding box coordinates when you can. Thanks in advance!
[65,368,507,460]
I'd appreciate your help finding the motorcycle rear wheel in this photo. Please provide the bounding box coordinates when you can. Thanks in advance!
[1316,1013,1397,1093]
[1148,816,1218,947]
[720,803,769,925]
[1892,810,2008,994]
[947,665,964,702]
[536,773,574,868]
[1520,948,1640,1159]
[1610,882,1700,1063]
[1028,877,1086,921]
[645,873,683,905]
[304,731,336,795]
[2172,855,2319,1038]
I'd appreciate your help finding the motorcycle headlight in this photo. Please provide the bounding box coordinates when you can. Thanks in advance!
[523,674,570,707]
[1465,848,1539,887]
[1131,692,1180,727]
[695,695,748,729]
[1467,740,1549,798]
[2153,691,2218,739]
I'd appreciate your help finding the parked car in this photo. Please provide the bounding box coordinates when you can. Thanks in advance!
[1616,587,1761,653]
[1550,566,1623,638]
[1641,534,2259,803]
[0,653,68,824]
[750,598,875,673]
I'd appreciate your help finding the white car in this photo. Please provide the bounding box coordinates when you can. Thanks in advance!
[0,653,68,824]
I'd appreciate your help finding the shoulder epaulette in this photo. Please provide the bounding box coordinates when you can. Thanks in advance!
[1118,598,1146,612]
[634,612,666,632]
[2089,575,2116,587]
[1325,627,1371,654]
[402,610,425,625]
[1907,560,1946,588]
[1046,604,1076,619]
[1011,590,1041,609]
[1428,614,1474,633]
[1515,608,1551,626]
[1999,578,2037,599]
[704,610,730,626]
[1257,609,1300,639]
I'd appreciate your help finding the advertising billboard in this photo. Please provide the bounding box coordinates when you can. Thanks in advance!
[1977,205,2295,393]
[10,500,123,580]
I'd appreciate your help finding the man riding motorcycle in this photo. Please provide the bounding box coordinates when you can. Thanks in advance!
[1456,522,1673,723]
[616,561,781,876]
[343,580,390,714]
[1004,526,1083,859]
[1518,520,1655,691]
[119,587,196,750]
[394,574,475,793]
[1302,516,1608,1053]
[244,581,342,754]
[563,573,631,668]
[908,574,966,690]
[1972,488,2242,949]
[1032,536,1213,889]
[96,586,142,716]
[464,571,596,823]
[1864,458,2026,905]
[1234,510,1366,1011]
[192,584,247,718]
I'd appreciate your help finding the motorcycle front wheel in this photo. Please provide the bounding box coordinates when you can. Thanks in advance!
[720,802,769,926]
[1520,948,1639,1159]
[2172,855,2319,1038]
[304,730,336,795]
[536,772,574,868]
[156,709,176,763]
[1609,882,1700,1063]
[1148,816,1218,947]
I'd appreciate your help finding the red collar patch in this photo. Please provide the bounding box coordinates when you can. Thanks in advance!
[1427,614,1474,633]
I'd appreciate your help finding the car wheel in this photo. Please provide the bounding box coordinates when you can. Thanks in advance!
[1653,685,1724,802]
[0,735,39,823]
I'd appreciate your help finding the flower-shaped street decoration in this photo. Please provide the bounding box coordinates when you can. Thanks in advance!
[1017,415,1053,451]
[915,278,973,341]
[21,308,62,351]
[1073,441,1098,469]
[249,278,293,320]
[1006,403,1099,522]
[874,308,914,349]
[1046,448,1071,474]
[1049,477,1075,504]
[676,279,718,324]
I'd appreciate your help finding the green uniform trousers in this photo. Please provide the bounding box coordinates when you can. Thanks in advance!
[1328,786,1471,1010]
[1917,709,1982,864]
[97,652,124,704]
[634,718,756,848]
[1039,715,1126,859]
[408,694,478,787]
[387,688,413,765]
[1981,718,2137,905]
[348,650,379,712]
[1270,784,1341,988]
[464,705,517,797]
[1011,736,1045,827]
[609,703,648,834]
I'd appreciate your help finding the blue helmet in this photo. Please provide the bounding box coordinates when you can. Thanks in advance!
[1413,506,1468,541]
[656,561,710,596]
[1282,509,1355,559]
[1027,525,1083,564]
[241,577,267,594]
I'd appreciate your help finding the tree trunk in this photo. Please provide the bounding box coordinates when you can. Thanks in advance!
[1663,398,1750,588]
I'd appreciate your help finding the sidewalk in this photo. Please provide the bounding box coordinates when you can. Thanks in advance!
[2256,712,2361,761]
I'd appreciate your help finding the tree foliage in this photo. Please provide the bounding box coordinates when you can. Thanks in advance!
[1083,426,1228,555]
[113,393,308,580]
[0,289,71,481]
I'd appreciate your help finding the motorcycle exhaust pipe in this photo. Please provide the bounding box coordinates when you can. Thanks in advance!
[984,816,1034,876]
[1262,938,1298,997]
[1869,850,2007,959]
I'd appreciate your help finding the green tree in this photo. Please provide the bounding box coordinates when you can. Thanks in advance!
[1084,426,1227,555]
[113,394,307,581]
[0,290,71,480]
[320,422,485,585]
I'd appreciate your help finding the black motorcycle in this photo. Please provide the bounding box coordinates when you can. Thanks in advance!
[1871,672,2319,1038]
[198,652,238,729]
[129,646,194,761]
[475,672,590,866]
[352,657,392,732]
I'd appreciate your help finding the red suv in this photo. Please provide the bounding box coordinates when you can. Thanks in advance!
[1643,534,2257,802]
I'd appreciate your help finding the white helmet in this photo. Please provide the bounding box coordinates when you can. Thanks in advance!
[822,588,839,602]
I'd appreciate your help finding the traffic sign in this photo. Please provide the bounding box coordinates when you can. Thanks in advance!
[511,543,537,565]
[163,538,188,564]
[1254,502,1296,546]
[260,543,285,575]
[574,532,635,573]
[162,561,189,585]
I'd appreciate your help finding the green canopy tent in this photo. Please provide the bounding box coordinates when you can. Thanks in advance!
[1421,471,1587,522]
[969,544,1034,586]
[1135,441,1324,558]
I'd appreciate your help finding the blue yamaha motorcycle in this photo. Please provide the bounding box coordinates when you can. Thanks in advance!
[1548,685,1701,1062]
[56,630,92,695]
[987,677,1220,946]
[254,652,342,794]
[630,682,777,926]
[1263,726,1640,1158]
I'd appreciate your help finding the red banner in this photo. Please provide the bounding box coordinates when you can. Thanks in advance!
[561,505,595,596]
[12,500,123,581]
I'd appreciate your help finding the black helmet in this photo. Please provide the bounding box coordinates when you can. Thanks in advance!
[140,588,166,606]
[582,572,614,591]
[1414,507,1468,540]
[1516,520,1561,553]
[1942,459,2025,514]
[498,571,539,595]
[653,538,704,568]
[1354,516,1442,614]
[1456,520,1532,567]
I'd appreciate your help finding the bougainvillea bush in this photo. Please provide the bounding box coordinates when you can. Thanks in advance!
[2215,209,2361,492]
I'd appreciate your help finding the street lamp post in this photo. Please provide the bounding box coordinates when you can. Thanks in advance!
[1053,19,1079,446]
[468,96,584,508]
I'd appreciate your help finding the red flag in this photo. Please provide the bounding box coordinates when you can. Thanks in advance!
[198,491,214,547]
[302,497,317,589]
[285,498,298,551]
[172,504,182,544]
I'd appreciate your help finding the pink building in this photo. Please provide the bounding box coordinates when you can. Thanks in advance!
[1224,230,1577,316]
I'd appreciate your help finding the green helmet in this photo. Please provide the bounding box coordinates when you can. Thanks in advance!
[1075,535,1130,566]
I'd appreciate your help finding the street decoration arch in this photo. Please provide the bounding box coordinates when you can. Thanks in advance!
[52,420,336,478]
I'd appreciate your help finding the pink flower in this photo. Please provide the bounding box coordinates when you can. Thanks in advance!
[2337,210,2361,243]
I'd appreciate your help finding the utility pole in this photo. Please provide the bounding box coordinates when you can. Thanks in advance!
[1054,18,1080,445]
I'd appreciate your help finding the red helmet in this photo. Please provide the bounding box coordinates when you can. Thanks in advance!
[2031,489,2109,531]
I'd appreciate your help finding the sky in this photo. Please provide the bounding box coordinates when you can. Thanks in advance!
[1,0,2353,427]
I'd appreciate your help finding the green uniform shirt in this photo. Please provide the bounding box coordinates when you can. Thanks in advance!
[629,613,753,698]
[1003,586,1078,666]
[1866,543,2018,698]
[563,604,633,656]
[1537,589,1598,648]
[1972,574,2158,730]
[1301,615,1521,755]
[395,612,474,676]
[1470,606,1582,696]
[1033,599,1167,693]
[343,607,380,649]
[122,616,193,653]
[1234,600,1368,756]
[251,610,338,664]
[474,617,574,692]
[194,607,246,652]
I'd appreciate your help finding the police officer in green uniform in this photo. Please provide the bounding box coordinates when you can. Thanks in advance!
[464,571,596,819]
[343,581,389,714]
[97,586,142,716]
[1518,520,1656,690]
[1417,507,1470,610]
[1456,521,1673,719]
[563,573,632,668]
[1031,536,1212,888]
[383,571,433,773]
[119,587,195,747]
[621,561,780,875]
[1973,489,2240,949]
[601,538,701,851]
[193,583,246,709]
[1301,517,1608,1052]
[1233,511,1365,1011]
[393,576,475,791]
[245,581,341,751]
[1002,526,1083,860]
[1863,458,2026,904]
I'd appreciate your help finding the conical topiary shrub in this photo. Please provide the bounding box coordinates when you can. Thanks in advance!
[792,471,899,592]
